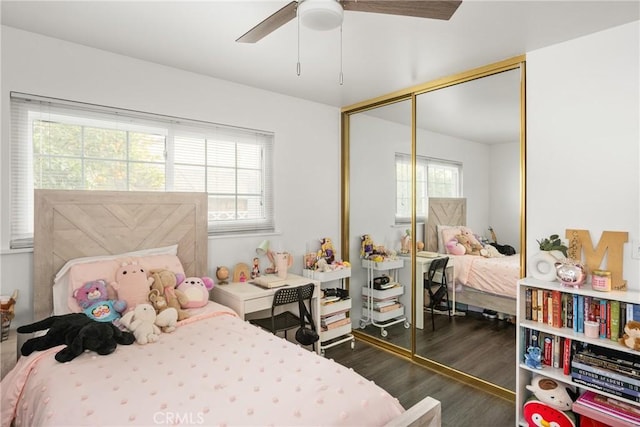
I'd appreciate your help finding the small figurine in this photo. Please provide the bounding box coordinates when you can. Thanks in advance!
[360,234,374,258]
[251,257,260,279]
[216,266,229,285]
[319,237,335,264]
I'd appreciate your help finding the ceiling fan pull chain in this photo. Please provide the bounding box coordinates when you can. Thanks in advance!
[297,10,301,76]
[339,24,344,85]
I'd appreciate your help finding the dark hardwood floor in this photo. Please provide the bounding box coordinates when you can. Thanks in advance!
[325,338,516,426]
[359,309,517,390]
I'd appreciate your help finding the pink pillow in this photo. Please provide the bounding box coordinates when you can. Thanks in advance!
[440,227,462,252]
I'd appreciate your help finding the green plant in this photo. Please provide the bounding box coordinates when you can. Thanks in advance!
[536,234,568,256]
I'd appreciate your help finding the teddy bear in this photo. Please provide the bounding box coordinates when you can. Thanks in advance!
[454,234,483,256]
[111,262,155,312]
[619,320,640,351]
[17,313,135,362]
[147,289,179,333]
[119,303,161,344]
[176,276,214,308]
[148,269,190,320]
[73,279,127,323]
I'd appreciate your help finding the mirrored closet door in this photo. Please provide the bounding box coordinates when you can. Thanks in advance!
[342,57,526,398]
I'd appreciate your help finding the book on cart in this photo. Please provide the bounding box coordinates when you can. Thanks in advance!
[322,317,350,331]
[321,311,348,327]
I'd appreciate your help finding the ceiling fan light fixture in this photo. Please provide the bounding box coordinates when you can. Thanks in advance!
[298,0,344,31]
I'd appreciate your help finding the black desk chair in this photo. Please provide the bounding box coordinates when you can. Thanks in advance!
[424,257,451,331]
[249,283,316,349]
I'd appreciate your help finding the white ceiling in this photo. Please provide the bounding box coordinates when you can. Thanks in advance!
[2,0,639,110]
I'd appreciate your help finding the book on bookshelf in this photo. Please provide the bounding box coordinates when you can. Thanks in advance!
[571,375,640,403]
[552,290,562,328]
[573,390,640,426]
[537,289,543,323]
[610,300,620,341]
[563,338,572,375]
[525,288,532,320]
[571,361,640,392]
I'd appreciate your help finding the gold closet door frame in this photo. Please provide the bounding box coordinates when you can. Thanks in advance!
[341,55,526,402]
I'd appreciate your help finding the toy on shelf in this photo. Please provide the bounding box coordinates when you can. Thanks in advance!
[523,375,577,427]
[619,320,640,350]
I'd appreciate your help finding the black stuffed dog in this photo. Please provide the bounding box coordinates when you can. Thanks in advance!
[17,313,135,362]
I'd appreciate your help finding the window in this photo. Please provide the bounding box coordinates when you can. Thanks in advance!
[9,93,274,248]
[395,153,461,223]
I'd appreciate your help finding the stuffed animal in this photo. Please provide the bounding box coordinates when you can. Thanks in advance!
[73,279,127,322]
[523,375,577,427]
[455,234,483,256]
[111,262,155,312]
[119,303,161,344]
[17,313,135,362]
[526,375,577,412]
[148,269,190,320]
[619,320,640,351]
[148,289,179,333]
[524,346,543,369]
[176,276,214,308]
[446,238,466,255]
[460,227,483,248]
[480,244,503,258]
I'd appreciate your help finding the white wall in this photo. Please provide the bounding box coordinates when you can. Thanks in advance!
[526,21,639,291]
[0,26,341,326]
[490,142,521,248]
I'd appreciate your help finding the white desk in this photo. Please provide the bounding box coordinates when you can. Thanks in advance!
[399,256,455,330]
[210,273,321,353]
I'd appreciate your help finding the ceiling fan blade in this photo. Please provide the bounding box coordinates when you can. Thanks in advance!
[340,0,462,21]
[236,1,298,43]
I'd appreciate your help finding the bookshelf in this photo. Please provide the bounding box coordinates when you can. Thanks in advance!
[516,277,640,426]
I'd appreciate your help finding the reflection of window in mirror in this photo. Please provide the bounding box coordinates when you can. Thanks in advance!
[395,153,462,224]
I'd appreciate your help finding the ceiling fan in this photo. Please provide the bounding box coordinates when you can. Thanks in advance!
[236,0,462,43]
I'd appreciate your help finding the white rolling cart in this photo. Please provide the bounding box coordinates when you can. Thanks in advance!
[303,267,355,356]
[360,258,410,337]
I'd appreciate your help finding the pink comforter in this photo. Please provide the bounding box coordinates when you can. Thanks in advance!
[1,302,404,426]
[449,254,520,298]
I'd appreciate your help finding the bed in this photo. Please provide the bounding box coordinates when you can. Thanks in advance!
[1,189,441,427]
[425,197,521,316]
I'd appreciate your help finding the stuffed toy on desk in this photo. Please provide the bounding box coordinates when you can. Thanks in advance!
[17,313,135,362]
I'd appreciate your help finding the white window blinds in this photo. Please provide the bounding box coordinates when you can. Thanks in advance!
[395,153,462,223]
[9,93,274,248]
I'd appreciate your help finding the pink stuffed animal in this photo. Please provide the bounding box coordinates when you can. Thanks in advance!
[446,238,466,255]
[111,262,154,312]
[176,276,214,308]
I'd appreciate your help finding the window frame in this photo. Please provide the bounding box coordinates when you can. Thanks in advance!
[9,92,275,248]
[395,152,462,224]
